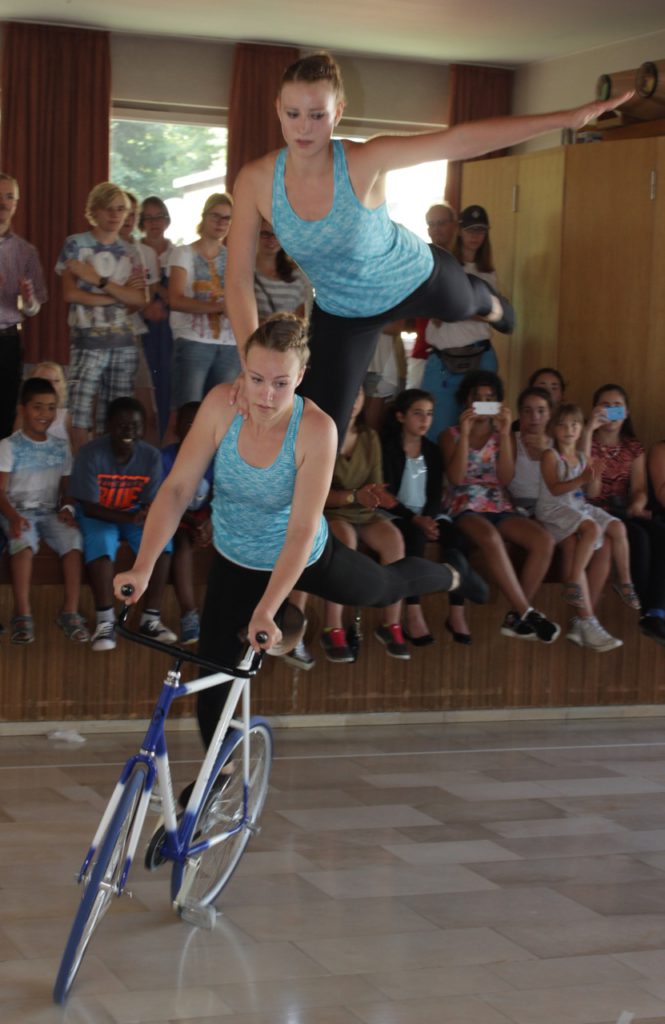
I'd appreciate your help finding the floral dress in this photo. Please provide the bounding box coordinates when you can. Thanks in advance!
[444,427,514,518]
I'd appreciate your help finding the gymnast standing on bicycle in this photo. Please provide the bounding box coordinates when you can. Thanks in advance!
[225,51,629,443]
[114,312,485,747]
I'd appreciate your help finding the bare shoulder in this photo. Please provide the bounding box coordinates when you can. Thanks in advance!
[198,384,238,444]
[299,399,337,455]
[234,150,280,219]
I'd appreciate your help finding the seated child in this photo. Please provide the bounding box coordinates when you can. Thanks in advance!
[14,361,72,442]
[536,402,638,652]
[70,396,174,652]
[0,377,88,644]
[158,402,213,645]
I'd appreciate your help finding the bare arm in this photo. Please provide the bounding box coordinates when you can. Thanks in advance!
[495,407,515,486]
[0,472,28,537]
[113,388,231,601]
[61,268,114,307]
[359,93,632,174]
[226,162,267,362]
[66,260,146,308]
[541,449,592,496]
[627,452,649,516]
[441,415,474,485]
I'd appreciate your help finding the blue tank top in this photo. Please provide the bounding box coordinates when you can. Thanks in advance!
[212,395,328,570]
[272,140,434,318]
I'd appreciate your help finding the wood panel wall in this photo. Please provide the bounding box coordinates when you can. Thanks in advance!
[1,577,663,723]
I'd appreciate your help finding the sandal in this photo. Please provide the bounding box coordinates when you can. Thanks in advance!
[562,583,585,608]
[56,611,90,643]
[11,614,35,645]
[612,582,641,612]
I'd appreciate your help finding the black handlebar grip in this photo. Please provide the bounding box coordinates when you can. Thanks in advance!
[121,583,135,597]
[255,631,269,645]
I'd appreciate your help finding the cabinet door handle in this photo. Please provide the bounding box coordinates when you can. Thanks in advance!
[512,184,519,212]
[651,170,657,201]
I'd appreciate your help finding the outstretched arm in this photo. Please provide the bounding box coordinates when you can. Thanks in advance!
[361,93,632,173]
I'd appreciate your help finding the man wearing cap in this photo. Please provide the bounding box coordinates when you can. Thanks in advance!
[422,203,506,441]
[0,172,47,439]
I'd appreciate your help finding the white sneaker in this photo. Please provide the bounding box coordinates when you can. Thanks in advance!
[579,616,623,652]
[283,640,316,671]
[91,620,116,652]
[566,617,584,646]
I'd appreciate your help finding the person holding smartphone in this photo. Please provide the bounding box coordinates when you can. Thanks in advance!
[587,383,665,645]
[440,369,559,643]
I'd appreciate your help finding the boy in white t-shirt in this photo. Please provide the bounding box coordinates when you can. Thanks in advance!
[0,378,89,644]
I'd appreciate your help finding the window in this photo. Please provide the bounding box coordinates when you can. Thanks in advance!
[385,160,448,241]
[110,117,227,244]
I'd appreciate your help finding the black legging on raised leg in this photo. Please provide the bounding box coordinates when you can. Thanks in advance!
[196,533,455,747]
[299,245,503,444]
[395,518,470,608]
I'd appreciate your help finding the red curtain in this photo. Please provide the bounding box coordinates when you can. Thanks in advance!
[226,42,300,194]
[0,22,111,364]
[444,64,515,212]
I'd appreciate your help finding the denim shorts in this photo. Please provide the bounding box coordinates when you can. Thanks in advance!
[172,338,241,407]
[0,510,83,557]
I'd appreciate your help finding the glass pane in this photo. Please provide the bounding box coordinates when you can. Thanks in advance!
[386,161,447,241]
[110,118,227,244]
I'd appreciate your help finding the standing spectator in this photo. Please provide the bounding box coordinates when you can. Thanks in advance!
[423,205,506,440]
[0,172,47,439]
[408,202,458,390]
[140,196,175,437]
[254,220,310,322]
[56,182,146,453]
[70,397,175,652]
[0,378,88,645]
[168,193,240,410]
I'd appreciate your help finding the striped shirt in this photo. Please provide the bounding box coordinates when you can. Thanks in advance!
[0,233,47,329]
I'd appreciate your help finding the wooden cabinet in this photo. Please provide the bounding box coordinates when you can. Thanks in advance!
[461,139,665,445]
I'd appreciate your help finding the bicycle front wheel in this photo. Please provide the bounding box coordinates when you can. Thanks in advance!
[53,765,147,1004]
[172,718,273,909]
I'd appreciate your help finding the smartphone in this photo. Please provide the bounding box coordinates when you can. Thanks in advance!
[604,406,625,421]
[473,401,501,416]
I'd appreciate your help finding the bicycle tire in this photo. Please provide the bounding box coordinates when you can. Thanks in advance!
[171,718,272,908]
[53,766,147,1004]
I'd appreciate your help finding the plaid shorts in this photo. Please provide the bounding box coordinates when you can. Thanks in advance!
[68,344,139,430]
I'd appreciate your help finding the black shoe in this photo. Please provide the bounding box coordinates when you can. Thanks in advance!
[500,610,537,641]
[444,619,472,645]
[523,608,561,644]
[444,549,489,604]
[640,615,665,646]
[403,627,435,647]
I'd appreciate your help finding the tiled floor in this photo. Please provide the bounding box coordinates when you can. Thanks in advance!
[5,717,665,1022]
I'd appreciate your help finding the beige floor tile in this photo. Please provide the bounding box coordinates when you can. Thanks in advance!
[300,861,498,898]
[483,982,665,1024]
[365,964,515,1000]
[96,988,231,1022]
[402,885,600,928]
[488,953,646,990]
[277,803,441,831]
[214,973,384,1012]
[348,995,515,1024]
[383,839,521,864]
[485,814,627,839]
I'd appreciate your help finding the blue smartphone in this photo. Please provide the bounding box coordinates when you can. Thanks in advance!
[604,406,625,421]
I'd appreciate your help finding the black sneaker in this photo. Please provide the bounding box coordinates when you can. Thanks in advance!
[374,623,410,660]
[500,610,537,641]
[523,609,561,644]
[640,615,665,647]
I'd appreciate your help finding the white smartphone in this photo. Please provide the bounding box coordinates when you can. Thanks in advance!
[473,401,501,416]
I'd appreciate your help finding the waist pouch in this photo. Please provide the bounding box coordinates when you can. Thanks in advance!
[435,339,490,374]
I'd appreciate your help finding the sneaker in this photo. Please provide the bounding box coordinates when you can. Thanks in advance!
[320,627,354,664]
[180,610,200,646]
[500,610,537,641]
[91,620,116,652]
[579,616,623,652]
[374,623,411,660]
[139,618,178,644]
[566,617,584,647]
[523,609,561,644]
[640,615,665,647]
[283,639,316,671]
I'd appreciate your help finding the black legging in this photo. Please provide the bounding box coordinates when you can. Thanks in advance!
[196,533,455,747]
[624,517,665,612]
[299,245,505,444]
[394,518,469,607]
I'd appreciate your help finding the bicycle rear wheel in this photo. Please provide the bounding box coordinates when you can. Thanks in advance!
[171,718,272,909]
[53,766,147,1004]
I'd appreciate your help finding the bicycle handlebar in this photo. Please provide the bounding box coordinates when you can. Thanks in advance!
[117,584,266,677]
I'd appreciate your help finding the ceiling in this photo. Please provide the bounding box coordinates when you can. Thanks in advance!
[4,0,665,65]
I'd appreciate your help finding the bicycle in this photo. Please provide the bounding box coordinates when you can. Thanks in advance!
[53,591,274,1004]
